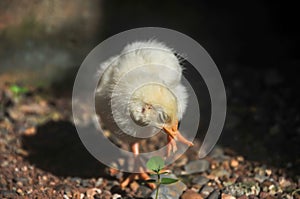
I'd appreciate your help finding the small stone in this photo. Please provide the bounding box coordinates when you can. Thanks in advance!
[208,190,220,199]
[86,188,102,199]
[112,193,122,199]
[181,189,203,199]
[95,178,103,187]
[248,195,259,199]
[265,169,272,176]
[259,192,269,198]
[129,181,139,192]
[184,160,210,175]
[200,185,214,197]
[237,196,248,199]
[222,193,236,199]
[224,182,260,197]
[64,186,72,198]
[73,191,83,199]
[230,159,239,168]
[210,146,224,158]
[0,190,17,198]
[236,156,244,162]
[81,179,90,187]
[136,185,152,198]
[279,177,291,188]
[101,190,112,199]
[63,194,70,199]
[23,127,36,136]
[192,176,209,186]
[254,174,268,183]
[16,188,24,196]
[211,168,230,178]
[70,177,82,184]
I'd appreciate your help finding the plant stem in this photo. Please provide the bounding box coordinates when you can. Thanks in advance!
[155,173,161,199]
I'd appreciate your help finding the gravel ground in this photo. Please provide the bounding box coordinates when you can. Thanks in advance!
[0,66,299,199]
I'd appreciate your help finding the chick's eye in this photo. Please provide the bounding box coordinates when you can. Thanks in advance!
[158,111,170,124]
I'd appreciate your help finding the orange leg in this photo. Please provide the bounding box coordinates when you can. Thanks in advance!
[167,135,177,156]
[120,142,156,189]
[166,130,194,157]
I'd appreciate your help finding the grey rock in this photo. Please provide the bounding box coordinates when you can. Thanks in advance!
[136,185,152,197]
[208,190,220,199]
[192,176,209,186]
[200,185,214,197]
[81,179,90,187]
[183,160,210,175]
[224,182,260,197]
[95,178,104,187]
[1,190,17,198]
[209,146,224,158]
[211,168,231,178]
[209,146,230,161]
[254,174,268,183]
[13,177,28,184]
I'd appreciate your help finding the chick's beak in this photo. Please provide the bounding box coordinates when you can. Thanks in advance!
[163,120,179,139]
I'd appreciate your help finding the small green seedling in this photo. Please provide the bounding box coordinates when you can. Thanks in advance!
[146,156,179,199]
[9,85,28,96]
[9,84,29,102]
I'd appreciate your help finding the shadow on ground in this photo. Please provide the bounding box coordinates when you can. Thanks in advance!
[21,120,108,178]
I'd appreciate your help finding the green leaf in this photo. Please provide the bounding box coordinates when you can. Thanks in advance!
[160,178,179,185]
[10,85,28,95]
[146,156,165,172]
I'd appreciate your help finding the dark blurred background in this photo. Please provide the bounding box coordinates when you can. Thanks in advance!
[1,0,299,174]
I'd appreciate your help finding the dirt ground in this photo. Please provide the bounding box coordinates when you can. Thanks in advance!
[0,65,299,199]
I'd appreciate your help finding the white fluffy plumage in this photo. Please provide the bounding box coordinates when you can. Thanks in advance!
[95,40,189,144]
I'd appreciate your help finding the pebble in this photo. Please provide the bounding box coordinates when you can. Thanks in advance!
[230,159,239,168]
[86,188,102,199]
[81,179,90,187]
[209,147,225,158]
[208,190,220,199]
[237,196,248,199]
[100,190,112,199]
[63,194,70,199]
[248,195,259,199]
[192,175,209,186]
[200,185,214,197]
[279,177,291,188]
[136,185,152,197]
[254,174,268,183]
[112,193,122,199]
[95,178,103,187]
[16,188,24,196]
[211,168,231,178]
[224,182,260,197]
[222,193,237,199]
[183,159,210,175]
[181,189,203,199]
[129,181,139,192]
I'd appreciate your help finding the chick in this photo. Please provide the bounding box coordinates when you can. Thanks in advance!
[95,40,193,188]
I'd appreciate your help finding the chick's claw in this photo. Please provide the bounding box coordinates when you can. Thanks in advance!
[166,130,193,157]
[176,130,194,147]
[167,135,178,156]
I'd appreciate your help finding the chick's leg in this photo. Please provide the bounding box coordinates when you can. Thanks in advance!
[166,130,194,157]
[120,143,156,189]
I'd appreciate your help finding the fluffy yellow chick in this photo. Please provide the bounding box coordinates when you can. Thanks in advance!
[95,40,193,188]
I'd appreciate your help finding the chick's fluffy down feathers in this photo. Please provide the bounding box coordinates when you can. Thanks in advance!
[95,40,188,142]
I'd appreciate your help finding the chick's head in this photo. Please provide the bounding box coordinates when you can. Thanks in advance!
[129,83,179,138]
